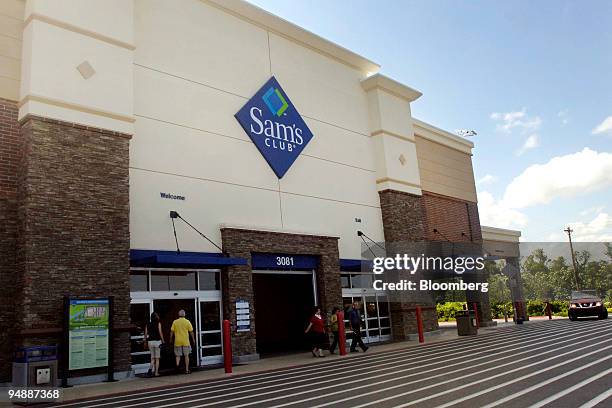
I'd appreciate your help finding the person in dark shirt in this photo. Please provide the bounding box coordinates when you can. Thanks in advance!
[304,306,327,357]
[144,312,165,377]
[348,302,368,353]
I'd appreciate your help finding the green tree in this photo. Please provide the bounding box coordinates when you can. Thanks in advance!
[521,246,611,301]
[521,249,555,300]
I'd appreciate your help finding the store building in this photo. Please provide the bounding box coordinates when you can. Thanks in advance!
[0,0,505,383]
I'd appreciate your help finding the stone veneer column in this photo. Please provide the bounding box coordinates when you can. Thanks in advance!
[14,116,132,376]
[0,98,20,381]
[220,228,341,360]
[506,257,528,321]
[378,189,439,340]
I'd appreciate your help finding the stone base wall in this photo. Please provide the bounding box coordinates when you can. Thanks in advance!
[0,98,20,381]
[12,116,132,377]
[379,189,427,242]
[221,228,340,357]
[378,189,439,339]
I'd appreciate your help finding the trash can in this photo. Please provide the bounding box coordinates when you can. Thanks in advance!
[12,345,59,387]
[456,310,478,336]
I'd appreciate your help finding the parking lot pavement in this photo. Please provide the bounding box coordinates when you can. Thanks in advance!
[52,318,611,408]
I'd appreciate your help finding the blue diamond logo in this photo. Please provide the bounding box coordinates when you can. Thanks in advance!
[235,76,313,178]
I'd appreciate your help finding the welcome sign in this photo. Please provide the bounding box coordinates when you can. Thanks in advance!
[235,77,313,178]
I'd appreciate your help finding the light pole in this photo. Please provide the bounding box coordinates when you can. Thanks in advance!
[564,227,580,291]
[456,129,477,138]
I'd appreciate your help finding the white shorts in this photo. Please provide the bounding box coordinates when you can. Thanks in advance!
[148,340,161,358]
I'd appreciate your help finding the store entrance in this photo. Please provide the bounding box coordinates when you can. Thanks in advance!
[252,271,316,355]
[153,299,197,371]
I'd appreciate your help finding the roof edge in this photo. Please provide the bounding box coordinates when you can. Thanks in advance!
[204,0,380,73]
[360,73,422,102]
[413,118,475,154]
[481,226,522,237]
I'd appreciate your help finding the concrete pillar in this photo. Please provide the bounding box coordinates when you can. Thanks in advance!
[505,257,528,321]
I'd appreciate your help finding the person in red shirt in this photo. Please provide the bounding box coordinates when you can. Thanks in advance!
[304,306,327,357]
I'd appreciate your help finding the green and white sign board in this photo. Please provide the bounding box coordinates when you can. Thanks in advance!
[68,299,109,370]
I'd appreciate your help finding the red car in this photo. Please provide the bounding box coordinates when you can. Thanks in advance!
[568,290,608,321]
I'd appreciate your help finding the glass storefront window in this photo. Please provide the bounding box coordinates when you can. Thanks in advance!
[367,318,379,328]
[350,274,373,289]
[368,329,380,337]
[378,296,389,317]
[199,301,222,361]
[202,332,222,345]
[340,291,391,344]
[130,271,148,291]
[129,303,151,368]
[202,346,222,357]
[151,271,197,291]
[129,269,223,369]
[365,296,378,317]
[198,271,220,290]
[340,274,350,289]
[200,301,221,331]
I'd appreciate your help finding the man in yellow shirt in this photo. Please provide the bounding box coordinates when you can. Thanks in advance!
[170,309,196,373]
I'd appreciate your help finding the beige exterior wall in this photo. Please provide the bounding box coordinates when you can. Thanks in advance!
[0,0,24,101]
[482,226,521,258]
[18,0,134,133]
[414,120,478,203]
[362,74,423,195]
[12,0,482,259]
[131,0,385,258]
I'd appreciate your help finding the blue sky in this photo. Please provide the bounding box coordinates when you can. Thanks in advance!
[247,0,612,242]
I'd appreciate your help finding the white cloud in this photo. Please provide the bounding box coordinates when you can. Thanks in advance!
[490,108,542,134]
[579,205,606,217]
[516,134,540,156]
[592,116,612,135]
[479,148,612,234]
[500,148,612,209]
[557,109,569,126]
[566,213,612,242]
[477,174,497,185]
[477,191,528,229]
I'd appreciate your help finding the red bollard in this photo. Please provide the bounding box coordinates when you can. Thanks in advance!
[415,306,424,343]
[546,302,552,320]
[337,311,346,356]
[223,319,232,374]
[473,302,480,329]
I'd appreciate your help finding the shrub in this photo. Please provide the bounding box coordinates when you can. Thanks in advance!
[527,300,546,316]
[436,302,465,322]
[490,302,513,319]
[525,300,568,316]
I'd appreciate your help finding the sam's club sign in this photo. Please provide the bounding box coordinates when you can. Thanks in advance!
[235,76,313,178]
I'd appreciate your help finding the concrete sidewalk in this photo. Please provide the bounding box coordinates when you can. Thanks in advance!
[55,325,494,403]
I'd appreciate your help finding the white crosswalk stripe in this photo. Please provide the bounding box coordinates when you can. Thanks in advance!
[52,319,612,408]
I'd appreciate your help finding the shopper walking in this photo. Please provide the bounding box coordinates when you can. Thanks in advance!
[170,309,196,374]
[329,307,340,354]
[144,312,165,377]
[349,302,368,353]
[304,306,326,357]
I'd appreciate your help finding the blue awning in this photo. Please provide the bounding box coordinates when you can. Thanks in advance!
[130,250,247,268]
[340,259,374,272]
